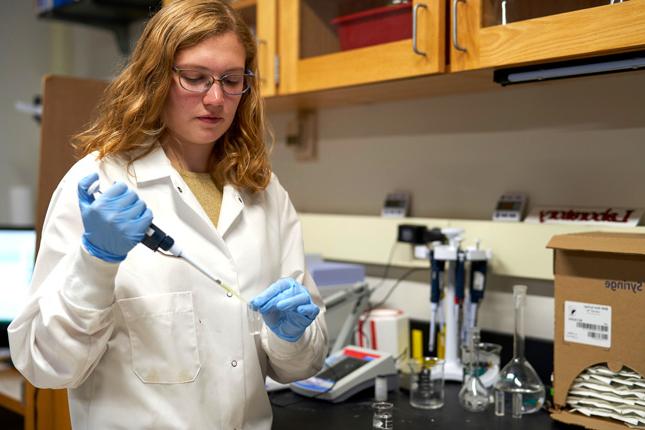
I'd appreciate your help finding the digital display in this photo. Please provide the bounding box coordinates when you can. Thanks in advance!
[0,228,36,322]
[317,356,367,382]
[385,199,406,208]
[496,201,521,211]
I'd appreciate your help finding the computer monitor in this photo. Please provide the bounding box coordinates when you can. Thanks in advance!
[0,227,36,346]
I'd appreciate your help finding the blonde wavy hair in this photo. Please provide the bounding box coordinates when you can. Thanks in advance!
[74,0,271,192]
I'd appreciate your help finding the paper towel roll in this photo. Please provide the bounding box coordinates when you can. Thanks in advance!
[10,185,34,226]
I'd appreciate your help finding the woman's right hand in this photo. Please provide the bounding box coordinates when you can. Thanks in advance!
[77,172,153,263]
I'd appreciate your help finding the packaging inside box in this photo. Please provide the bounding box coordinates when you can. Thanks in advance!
[548,232,645,430]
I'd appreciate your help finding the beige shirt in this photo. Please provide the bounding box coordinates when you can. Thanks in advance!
[178,170,223,228]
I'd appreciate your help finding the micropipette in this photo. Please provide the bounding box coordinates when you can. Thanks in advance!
[428,250,444,353]
[87,180,247,303]
[465,243,489,332]
[455,250,466,345]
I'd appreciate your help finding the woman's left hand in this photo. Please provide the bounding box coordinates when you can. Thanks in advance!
[250,278,320,342]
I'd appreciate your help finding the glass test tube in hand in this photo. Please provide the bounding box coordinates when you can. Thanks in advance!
[247,304,263,336]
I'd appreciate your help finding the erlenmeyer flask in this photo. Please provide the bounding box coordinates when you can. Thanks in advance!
[494,285,545,418]
[459,327,490,412]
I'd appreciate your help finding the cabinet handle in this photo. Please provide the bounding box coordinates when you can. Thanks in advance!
[452,0,467,52]
[412,3,428,57]
[257,38,268,84]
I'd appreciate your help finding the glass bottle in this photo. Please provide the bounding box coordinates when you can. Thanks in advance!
[459,327,490,412]
[494,285,545,418]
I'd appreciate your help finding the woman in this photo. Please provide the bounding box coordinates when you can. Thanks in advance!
[8,1,327,428]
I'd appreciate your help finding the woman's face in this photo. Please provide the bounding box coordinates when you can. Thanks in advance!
[163,31,246,148]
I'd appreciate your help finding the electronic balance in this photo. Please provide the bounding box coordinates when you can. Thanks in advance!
[290,346,397,403]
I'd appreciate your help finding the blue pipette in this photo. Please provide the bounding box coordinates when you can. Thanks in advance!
[464,242,489,331]
[455,250,466,344]
[429,250,444,353]
[87,180,246,303]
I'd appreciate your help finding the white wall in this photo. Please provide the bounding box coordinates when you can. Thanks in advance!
[269,71,645,219]
[0,3,51,225]
[0,2,125,225]
[268,70,645,340]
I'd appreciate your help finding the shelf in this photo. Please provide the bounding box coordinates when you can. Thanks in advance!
[299,213,645,280]
[37,0,160,25]
[36,0,162,53]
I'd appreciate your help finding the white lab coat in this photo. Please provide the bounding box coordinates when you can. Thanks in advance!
[8,145,328,430]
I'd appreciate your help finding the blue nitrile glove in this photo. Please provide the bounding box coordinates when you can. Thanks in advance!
[251,278,320,342]
[78,172,153,263]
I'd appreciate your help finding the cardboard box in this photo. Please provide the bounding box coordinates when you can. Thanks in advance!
[548,232,645,430]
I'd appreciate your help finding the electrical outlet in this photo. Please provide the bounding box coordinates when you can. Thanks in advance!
[414,245,429,260]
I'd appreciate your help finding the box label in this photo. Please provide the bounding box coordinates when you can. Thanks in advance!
[564,301,611,348]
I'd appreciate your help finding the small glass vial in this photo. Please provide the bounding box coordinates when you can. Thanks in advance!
[372,401,393,429]
[247,304,262,336]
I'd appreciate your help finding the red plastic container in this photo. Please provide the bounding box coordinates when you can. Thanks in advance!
[331,3,413,51]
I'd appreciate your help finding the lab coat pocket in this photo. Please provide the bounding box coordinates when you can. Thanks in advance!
[118,291,201,384]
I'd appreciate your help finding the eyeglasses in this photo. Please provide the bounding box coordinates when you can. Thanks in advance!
[173,66,254,96]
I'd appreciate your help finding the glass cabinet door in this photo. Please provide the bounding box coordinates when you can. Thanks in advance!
[162,0,278,96]
[279,0,445,94]
[231,0,278,97]
[450,0,645,71]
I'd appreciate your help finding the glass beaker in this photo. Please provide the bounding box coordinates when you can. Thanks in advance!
[372,401,394,429]
[459,327,490,412]
[494,285,545,418]
[408,357,445,409]
[460,334,502,390]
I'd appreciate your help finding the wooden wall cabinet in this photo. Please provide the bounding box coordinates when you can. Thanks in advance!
[277,0,445,94]
[136,1,645,98]
[449,0,645,71]
[231,0,278,97]
[162,0,278,96]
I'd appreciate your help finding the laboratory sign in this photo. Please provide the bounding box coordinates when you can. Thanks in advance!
[525,206,643,227]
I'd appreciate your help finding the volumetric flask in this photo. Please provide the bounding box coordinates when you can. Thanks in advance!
[372,402,393,430]
[494,285,545,418]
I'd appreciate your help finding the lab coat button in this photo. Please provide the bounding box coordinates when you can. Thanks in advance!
[226,292,233,298]
[237,196,243,204]
[177,186,183,193]
[231,360,238,367]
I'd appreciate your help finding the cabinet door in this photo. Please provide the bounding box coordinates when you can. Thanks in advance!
[450,0,645,71]
[279,0,445,94]
[232,0,278,97]
[164,0,278,96]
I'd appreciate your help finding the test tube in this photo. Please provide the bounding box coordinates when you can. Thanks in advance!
[247,304,262,336]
